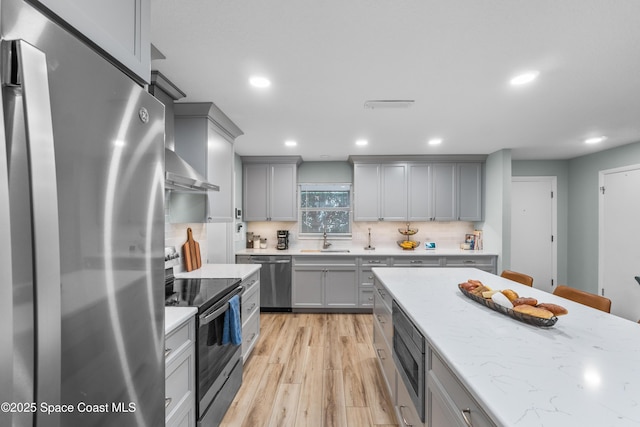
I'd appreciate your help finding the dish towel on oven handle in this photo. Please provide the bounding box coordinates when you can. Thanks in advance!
[222,295,242,345]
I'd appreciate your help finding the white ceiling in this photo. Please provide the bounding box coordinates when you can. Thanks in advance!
[150,1,640,161]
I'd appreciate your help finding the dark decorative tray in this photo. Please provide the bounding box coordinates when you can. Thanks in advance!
[458,284,558,327]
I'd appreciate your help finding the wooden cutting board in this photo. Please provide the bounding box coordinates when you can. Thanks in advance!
[182,227,202,272]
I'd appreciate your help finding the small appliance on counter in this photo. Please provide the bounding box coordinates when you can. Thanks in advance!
[277,230,289,250]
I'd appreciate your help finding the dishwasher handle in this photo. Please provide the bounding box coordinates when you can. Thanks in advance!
[248,257,291,264]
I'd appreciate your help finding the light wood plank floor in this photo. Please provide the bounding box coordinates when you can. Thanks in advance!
[221,313,398,427]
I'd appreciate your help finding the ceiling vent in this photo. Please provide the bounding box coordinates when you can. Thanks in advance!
[364,100,415,109]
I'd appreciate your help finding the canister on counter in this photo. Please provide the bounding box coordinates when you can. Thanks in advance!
[260,238,267,249]
[253,235,261,249]
[246,231,254,249]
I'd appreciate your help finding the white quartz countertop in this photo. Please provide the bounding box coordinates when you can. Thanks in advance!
[236,244,496,257]
[372,267,640,427]
[174,263,260,280]
[165,307,197,335]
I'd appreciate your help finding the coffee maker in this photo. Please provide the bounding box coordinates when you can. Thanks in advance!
[276,230,289,250]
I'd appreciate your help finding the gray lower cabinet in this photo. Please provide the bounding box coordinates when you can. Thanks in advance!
[443,255,496,274]
[359,256,391,308]
[397,376,424,427]
[240,271,260,362]
[372,279,395,400]
[292,255,496,310]
[428,349,495,427]
[292,256,358,309]
[371,278,497,427]
[391,256,442,268]
[165,316,196,427]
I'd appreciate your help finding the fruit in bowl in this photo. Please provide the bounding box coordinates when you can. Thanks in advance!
[398,240,418,249]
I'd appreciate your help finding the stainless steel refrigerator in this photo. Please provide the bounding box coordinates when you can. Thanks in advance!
[1,1,165,426]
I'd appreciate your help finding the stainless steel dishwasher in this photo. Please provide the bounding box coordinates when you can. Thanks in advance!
[236,255,292,312]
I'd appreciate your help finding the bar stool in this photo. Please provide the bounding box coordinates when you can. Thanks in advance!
[500,270,534,287]
[553,285,611,313]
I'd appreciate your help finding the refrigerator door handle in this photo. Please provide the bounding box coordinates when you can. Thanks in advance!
[0,50,14,427]
[8,39,62,422]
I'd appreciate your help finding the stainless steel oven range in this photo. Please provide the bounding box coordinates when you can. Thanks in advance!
[392,300,426,423]
[165,270,243,426]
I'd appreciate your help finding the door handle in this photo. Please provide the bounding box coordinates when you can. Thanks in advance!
[3,39,62,416]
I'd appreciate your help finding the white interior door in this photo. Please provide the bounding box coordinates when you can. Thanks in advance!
[511,177,557,292]
[599,165,640,321]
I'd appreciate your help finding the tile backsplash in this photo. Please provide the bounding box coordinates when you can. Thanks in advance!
[243,221,476,250]
[166,222,207,272]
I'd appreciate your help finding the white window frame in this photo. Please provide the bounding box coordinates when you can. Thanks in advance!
[298,183,352,239]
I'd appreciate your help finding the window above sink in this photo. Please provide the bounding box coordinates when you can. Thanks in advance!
[299,183,352,238]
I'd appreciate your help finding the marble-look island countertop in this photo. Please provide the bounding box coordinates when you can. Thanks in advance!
[372,267,640,427]
[174,263,260,280]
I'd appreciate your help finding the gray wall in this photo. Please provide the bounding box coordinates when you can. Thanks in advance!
[483,149,512,273]
[512,160,569,285]
[298,161,353,183]
[567,141,640,293]
[512,141,640,294]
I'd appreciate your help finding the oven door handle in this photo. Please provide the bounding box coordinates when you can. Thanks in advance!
[200,303,229,325]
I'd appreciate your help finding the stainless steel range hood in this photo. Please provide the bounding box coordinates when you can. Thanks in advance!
[165,148,219,191]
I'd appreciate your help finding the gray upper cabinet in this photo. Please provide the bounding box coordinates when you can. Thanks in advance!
[353,164,380,221]
[242,157,301,222]
[408,163,432,221]
[353,163,407,221]
[457,163,482,221]
[351,156,485,223]
[32,0,151,83]
[432,163,457,221]
[175,103,243,222]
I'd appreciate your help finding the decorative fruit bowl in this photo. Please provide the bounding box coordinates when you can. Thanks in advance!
[398,240,420,250]
[398,228,418,236]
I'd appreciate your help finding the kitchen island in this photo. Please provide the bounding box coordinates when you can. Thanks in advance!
[373,267,640,427]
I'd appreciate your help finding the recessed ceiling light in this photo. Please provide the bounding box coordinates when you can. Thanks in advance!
[284,140,297,147]
[428,138,443,146]
[249,76,271,88]
[509,71,539,86]
[584,136,607,144]
[356,139,368,146]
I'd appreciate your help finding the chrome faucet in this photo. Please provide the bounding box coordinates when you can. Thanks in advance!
[322,230,332,249]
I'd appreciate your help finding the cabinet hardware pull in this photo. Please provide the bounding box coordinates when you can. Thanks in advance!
[368,275,374,280]
[368,260,381,264]
[410,260,423,264]
[249,302,257,312]
[376,348,386,360]
[376,314,385,324]
[461,408,473,426]
[164,348,172,358]
[165,397,172,409]
[463,260,476,264]
[399,406,413,426]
